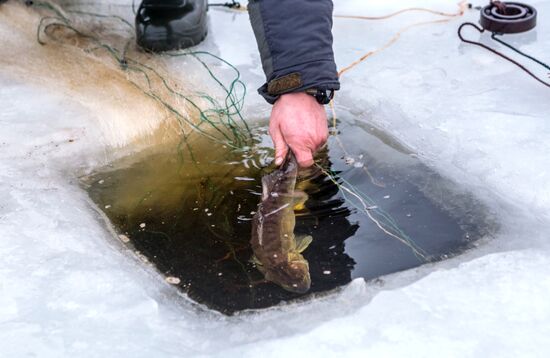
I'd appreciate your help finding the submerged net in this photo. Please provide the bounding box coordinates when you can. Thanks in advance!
[316,164,428,261]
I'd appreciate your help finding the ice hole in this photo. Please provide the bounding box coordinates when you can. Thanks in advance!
[82,115,495,314]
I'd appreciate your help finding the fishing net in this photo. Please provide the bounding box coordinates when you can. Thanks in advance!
[21,0,434,261]
[27,0,252,151]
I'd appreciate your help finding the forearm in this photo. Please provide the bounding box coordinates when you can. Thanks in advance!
[248,0,340,104]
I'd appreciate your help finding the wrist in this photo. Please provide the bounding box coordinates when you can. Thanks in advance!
[275,89,334,106]
[276,92,323,109]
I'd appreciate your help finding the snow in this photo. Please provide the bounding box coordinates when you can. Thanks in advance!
[222,251,550,358]
[1,0,550,357]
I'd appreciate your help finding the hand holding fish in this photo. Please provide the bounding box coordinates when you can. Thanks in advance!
[270,92,329,168]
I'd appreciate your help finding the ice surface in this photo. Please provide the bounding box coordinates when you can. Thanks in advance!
[1,0,550,356]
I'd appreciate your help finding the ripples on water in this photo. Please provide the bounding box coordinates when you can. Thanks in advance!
[83,121,492,314]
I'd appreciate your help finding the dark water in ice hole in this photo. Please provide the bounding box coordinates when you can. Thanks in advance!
[83,119,491,314]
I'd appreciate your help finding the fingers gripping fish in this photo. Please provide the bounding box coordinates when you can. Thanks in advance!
[250,152,313,293]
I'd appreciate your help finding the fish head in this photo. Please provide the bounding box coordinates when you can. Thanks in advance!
[261,153,299,200]
[265,253,311,294]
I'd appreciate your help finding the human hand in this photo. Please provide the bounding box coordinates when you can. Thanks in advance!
[269,92,329,168]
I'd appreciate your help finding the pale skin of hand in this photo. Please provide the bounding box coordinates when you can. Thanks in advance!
[269,92,329,168]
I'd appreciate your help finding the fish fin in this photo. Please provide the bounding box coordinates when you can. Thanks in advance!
[292,190,308,211]
[251,255,267,275]
[250,255,263,266]
[295,235,313,253]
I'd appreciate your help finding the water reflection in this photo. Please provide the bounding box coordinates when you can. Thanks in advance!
[83,123,491,314]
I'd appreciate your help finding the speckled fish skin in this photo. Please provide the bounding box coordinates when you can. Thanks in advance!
[251,153,311,294]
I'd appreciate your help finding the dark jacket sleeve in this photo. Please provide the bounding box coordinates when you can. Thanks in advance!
[248,0,340,104]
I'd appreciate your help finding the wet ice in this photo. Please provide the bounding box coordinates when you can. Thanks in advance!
[1,0,550,356]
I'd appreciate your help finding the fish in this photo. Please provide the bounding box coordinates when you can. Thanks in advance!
[250,152,313,294]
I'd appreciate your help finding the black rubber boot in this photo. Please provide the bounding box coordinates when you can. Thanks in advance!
[135,0,208,52]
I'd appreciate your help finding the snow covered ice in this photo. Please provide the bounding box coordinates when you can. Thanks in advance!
[1,0,550,357]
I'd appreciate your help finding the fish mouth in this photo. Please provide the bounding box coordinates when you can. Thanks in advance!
[266,261,311,294]
[282,279,311,294]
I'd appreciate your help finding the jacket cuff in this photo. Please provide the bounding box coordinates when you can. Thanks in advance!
[257,60,340,104]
